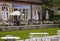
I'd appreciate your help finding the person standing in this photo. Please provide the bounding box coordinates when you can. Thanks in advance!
[16,19,20,26]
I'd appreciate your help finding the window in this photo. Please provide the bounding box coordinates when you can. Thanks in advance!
[2,6,8,11]
[7,12,8,20]
[22,9,28,20]
[14,15,17,20]
[26,9,28,19]
[23,9,25,19]
[14,8,18,11]
[13,8,29,20]
[19,9,21,12]
[1,5,9,21]
[14,15,20,20]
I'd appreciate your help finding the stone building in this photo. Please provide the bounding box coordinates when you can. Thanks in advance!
[0,0,43,22]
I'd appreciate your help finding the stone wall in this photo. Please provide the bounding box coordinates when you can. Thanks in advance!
[0,24,59,31]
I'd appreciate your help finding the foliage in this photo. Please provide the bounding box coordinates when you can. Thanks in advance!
[53,0,60,6]
[42,0,54,7]
[54,20,60,24]
[53,14,60,24]
[42,0,60,7]
[58,7,60,10]
[54,14,60,20]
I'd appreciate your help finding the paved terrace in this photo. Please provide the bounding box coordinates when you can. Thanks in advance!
[17,35,60,41]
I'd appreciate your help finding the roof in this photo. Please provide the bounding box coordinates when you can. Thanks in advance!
[15,0,43,3]
[3,0,43,4]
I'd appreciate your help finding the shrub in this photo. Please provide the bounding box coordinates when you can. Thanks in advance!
[54,20,60,24]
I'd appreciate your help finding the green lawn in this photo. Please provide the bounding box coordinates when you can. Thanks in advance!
[0,28,60,41]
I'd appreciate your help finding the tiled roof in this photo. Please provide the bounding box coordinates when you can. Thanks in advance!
[12,0,43,3]
[0,0,43,4]
[16,0,43,3]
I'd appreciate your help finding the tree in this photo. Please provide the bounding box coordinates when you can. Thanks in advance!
[42,0,60,7]
[54,0,60,6]
[42,0,54,7]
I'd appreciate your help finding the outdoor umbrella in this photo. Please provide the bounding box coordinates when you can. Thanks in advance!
[10,11,20,16]
[45,10,49,20]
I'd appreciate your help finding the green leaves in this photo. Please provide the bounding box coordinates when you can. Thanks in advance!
[42,0,60,7]
[42,0,53,7]
[54,0,60,6]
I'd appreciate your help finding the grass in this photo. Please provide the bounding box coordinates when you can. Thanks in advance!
[0,28,60,41]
